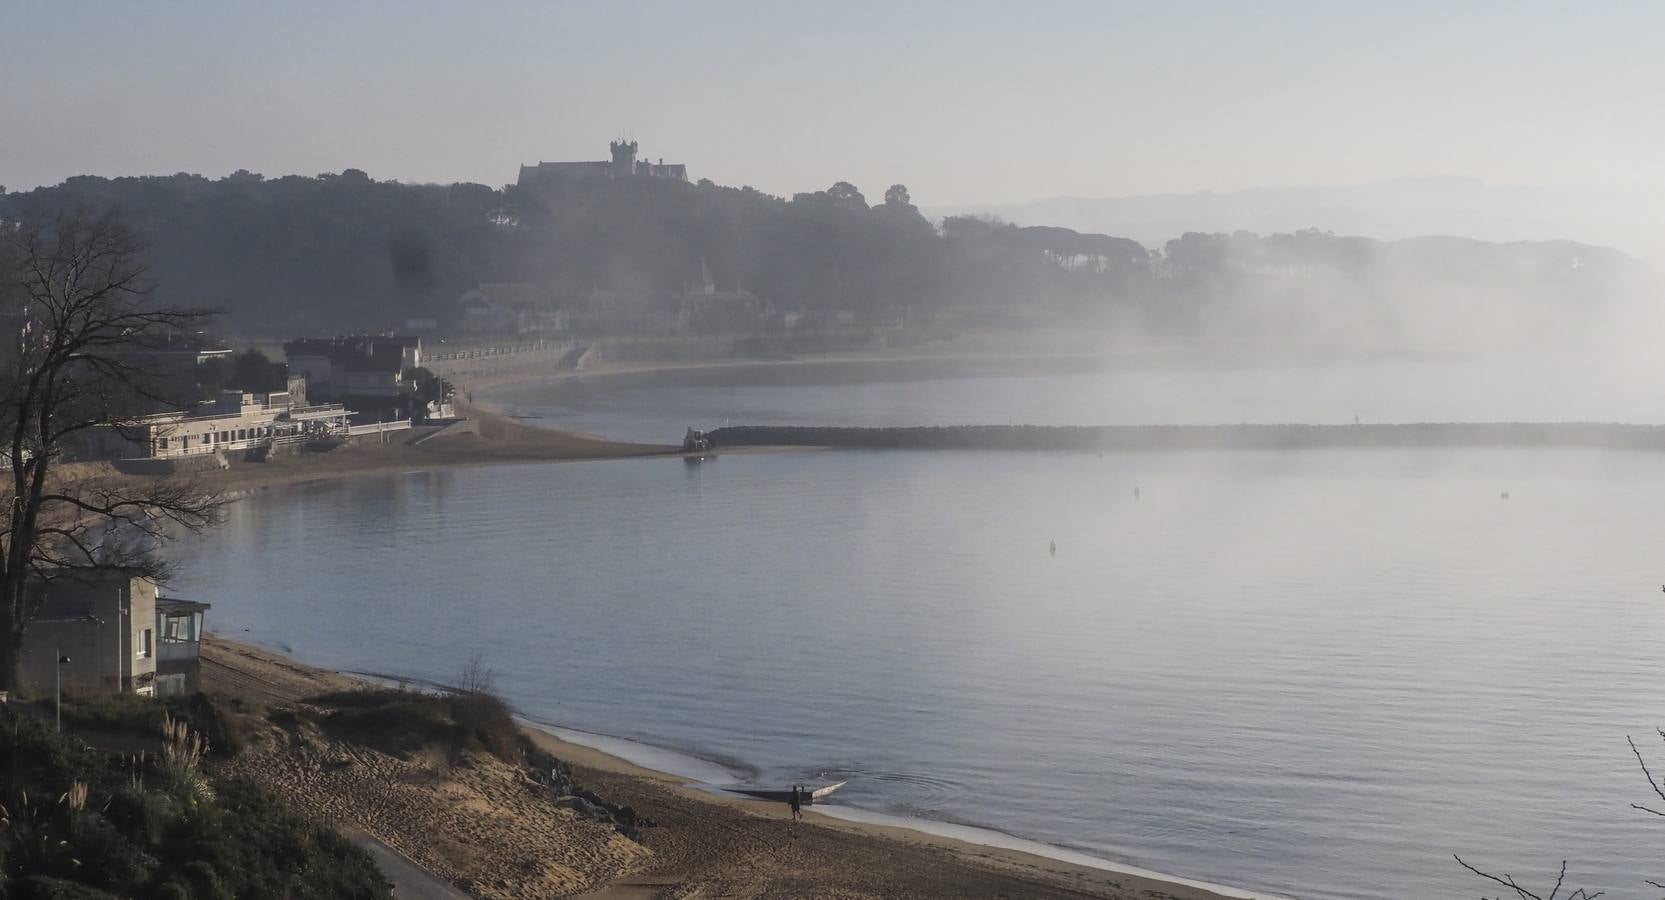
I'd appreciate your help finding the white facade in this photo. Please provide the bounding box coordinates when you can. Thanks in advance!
[136,391,350,459]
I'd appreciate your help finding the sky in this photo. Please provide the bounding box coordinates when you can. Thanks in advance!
[5,1,1665,207]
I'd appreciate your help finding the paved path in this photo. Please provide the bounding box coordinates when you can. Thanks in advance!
[350,835,470,900]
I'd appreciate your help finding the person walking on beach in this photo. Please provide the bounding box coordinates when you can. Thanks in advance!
[789,784,803,821]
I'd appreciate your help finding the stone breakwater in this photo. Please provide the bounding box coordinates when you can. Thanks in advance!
[708,422,1665,452]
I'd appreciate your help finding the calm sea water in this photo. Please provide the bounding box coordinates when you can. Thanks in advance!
[483,352,1665,444]
[168,363,1665,899]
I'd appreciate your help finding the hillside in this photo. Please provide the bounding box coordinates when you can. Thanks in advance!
[3,172,1654,352]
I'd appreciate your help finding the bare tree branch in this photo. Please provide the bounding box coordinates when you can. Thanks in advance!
[0,209,221,690]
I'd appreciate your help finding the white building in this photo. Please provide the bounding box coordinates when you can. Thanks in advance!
[78,389,352,460]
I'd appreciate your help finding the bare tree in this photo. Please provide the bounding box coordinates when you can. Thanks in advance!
[1453,855,1604,900]
[1454,730,1665,898]
[455,652,497,696]
[0,211,225,692]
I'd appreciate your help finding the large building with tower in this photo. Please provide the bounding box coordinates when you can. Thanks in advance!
[517,139,688,186]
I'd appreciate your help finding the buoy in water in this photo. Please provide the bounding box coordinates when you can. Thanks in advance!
[1049,539,1056,557]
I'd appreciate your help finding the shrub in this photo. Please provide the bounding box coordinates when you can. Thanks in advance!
[57,692,162,735]
[168,694,259,758]
[158,714,214,811]
[58,693,259,759]
[0,707,391,899]
[308,686,523,764]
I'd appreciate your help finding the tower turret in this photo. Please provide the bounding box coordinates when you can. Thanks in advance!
[608,139,638,178]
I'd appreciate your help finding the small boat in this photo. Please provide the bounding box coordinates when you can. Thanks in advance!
[726,780,848,804]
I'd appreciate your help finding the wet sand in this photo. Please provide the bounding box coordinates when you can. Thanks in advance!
[202,636,1245,900]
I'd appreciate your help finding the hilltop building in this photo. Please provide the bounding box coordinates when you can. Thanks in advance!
[518,139,688,186]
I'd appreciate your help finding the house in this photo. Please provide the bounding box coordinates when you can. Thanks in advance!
[155,597,211,697]
[457,284,568,335]
[283,335,422,401]
[19,571,159,697]
[18,572,212,699]
[457,290,517,335]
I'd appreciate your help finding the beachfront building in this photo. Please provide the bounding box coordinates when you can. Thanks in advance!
[17,572,212,699]
[80,389,352,460]
[155,597,211,697]
[18,572,159,697]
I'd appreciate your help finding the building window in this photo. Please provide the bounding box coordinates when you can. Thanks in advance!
[137,628,152,659]
[202,434,210,446]
[158,437,168,450]
[162,615,190,641]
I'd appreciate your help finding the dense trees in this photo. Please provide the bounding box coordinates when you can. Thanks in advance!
[0,171,1649,347]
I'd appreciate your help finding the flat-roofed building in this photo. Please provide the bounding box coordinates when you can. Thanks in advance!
[77,389,351,460]
[19,571,159,697]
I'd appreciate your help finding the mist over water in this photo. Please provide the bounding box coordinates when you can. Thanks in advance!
[170,364,1665,900]
[488,352,1665,445]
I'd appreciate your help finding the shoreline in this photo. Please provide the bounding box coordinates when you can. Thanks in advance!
[204,633,1264,900]
[517,718,1279,900]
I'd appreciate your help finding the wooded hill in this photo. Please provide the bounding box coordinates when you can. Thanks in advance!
[2,171,1652,349]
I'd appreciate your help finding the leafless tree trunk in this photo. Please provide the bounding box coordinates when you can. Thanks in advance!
[0,211,225,692]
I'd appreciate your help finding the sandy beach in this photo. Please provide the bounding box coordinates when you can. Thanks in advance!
[200,635,1245,900]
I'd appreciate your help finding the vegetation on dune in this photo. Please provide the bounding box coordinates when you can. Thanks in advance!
[0,705,391,899]
[306,687,523,764]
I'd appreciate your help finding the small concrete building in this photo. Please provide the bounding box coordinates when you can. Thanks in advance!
[19,572,159,698]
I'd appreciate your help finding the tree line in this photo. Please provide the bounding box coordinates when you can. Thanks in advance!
[1,170,1650,347]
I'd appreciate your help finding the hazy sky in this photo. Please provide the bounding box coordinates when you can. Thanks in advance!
[5,1,1665,205]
